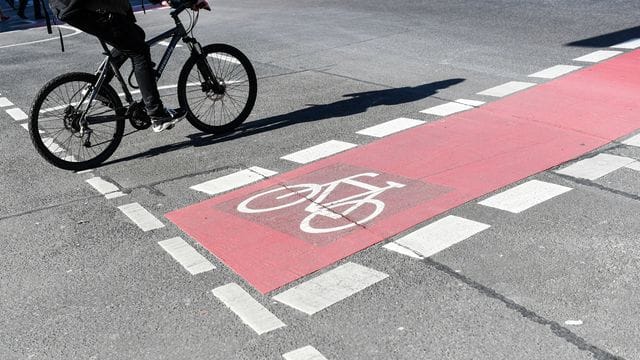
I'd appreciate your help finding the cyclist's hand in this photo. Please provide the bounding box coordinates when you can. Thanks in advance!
[192,0,211,11]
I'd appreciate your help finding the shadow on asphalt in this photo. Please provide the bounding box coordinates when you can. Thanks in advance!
[101,78,465,167]
[565,25,640,47]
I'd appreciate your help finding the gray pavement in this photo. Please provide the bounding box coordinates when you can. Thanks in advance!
[1,1,639,359]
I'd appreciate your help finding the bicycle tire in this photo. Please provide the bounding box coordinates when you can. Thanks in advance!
[29,72,124,171]
[177,43,257,134]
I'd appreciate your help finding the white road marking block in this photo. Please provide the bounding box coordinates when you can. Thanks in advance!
[212,283,286,335]
[0,97,14,107]
[393,216,490,258]
[478,180,572,213]
[209,53,241,64]
[477,81,536,98]
[117,203,165,231]
[356,117,424,138]
[573,50,622,63]
[564,320,583,326]
[158,237,215,275]
[528,65,582,79]
[611,38,640,49]
[555,154,637,180]
[283,346,328,360]
[191,166,278,195]
[626,162,640,172]
[273,262,388,315]
[382,242,424,259]
[6,108,28,121]
[105,191,127,199]
[281,140,357,164]
[622,134,640,147]
[420,99,485,117]
[85,177,120,195]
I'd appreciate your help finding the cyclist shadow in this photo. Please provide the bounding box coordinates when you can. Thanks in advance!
[102,78,465,166]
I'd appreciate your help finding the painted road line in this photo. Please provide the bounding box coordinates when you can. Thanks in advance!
[622,134,640,147]
[273,262,388,315]
[6,108,28,121]
[477,81,536,97]
[574,50,622,63]
[283,346,328,360]
[393,216,490,259]
[281,140,357,164]
[356,118,425,138]
[158,40,183,48]
[42,138,64,153]
[85,177,120,195]
[212,283,285,335]
[0,97,14,107]
[555,154,637,180]
[105,191,127,199]
[528,65,582,79]
[158,237,215,275]
[478,180,572,213]
[421,101,472,116]
[117,203,165,231]
[382,242,424,259]
[626,162,640,172]
[611,38,640,49]
[209,53,241,64]
[191,167,278,196]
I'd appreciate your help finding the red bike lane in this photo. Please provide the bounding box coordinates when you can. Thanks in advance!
[166,50,640,294]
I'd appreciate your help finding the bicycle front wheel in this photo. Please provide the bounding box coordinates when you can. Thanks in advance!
[177,44,257,134]
[29,72,124,171]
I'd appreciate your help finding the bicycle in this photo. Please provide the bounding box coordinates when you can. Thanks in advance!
[28,0,257,171]
[237,173,406,234]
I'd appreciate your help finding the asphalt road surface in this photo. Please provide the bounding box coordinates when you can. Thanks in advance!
[1,1,639,359]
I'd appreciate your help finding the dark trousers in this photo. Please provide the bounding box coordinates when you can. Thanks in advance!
[18,0,42,17]
[65,11,164,115]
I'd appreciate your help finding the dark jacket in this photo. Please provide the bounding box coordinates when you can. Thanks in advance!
[50,0,161,21]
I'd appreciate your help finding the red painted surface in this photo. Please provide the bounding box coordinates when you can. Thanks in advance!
[166,50,640,294]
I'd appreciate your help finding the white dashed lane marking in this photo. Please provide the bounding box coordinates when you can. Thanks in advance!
[478,180,573,213]
[622,134,640,147]
[555,153,637,180]
[420,99,485,116]
[626,162,640,172]
[389,216,490,259]
[6,108,28,121]
[212,283,286,335]
[477,81,536,97]
[382,242,423,259]
[117,203,165,231]
[573,50,622,63]
[158,237,215,275]
[273,262,388,315]
[191,166,278,195]
[283,346,328,360]
[528,65,582,79]
[281,140,357,164]
[356,117,424,138]
[0,97,14,107]
[86,177,120,195]
[611,38,640,49]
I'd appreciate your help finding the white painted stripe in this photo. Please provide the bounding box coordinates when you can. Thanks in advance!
[573,50,622,63]
[528,65,582,79]
[281,140,357,164]
[611,38,640,49]
[382,242,424,259]
[105,191,127,199]
[40,103,77,114]
[76,169,94,174]
[394,216,490,258]
[356,117,424,138]
[191,166,278,195]
[158,40,183,48]
[555,154,637,180]
[158,237,215,275]
[6,108,28,121]
[209,53,241,64]
[212,283,286,335]
[63,155,77,162]
[21,123,43,133]
[42,138,64,153]
[478,180,572,213]
[273,262,388,315]
[622,134,640,147]
[0,97,14,107]
[117,203,165,231]
[625,162,640,172]
[85,177,119,195]
[477,81,536,97]
[283,346,328,360]
[421,102,473,116]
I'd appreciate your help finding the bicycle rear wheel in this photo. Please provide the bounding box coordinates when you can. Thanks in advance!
[29,72,124,171]
[177,43,257,134]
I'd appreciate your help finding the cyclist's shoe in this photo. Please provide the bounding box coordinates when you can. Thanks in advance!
[150,107,186,132]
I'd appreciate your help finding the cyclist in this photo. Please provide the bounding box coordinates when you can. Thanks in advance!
[49,0,209,132]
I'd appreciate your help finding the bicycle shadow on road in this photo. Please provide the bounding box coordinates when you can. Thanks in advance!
[102,78,465,166]
[565,25,640,47]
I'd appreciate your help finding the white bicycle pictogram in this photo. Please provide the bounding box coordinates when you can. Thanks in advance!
[237,173,406,234]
